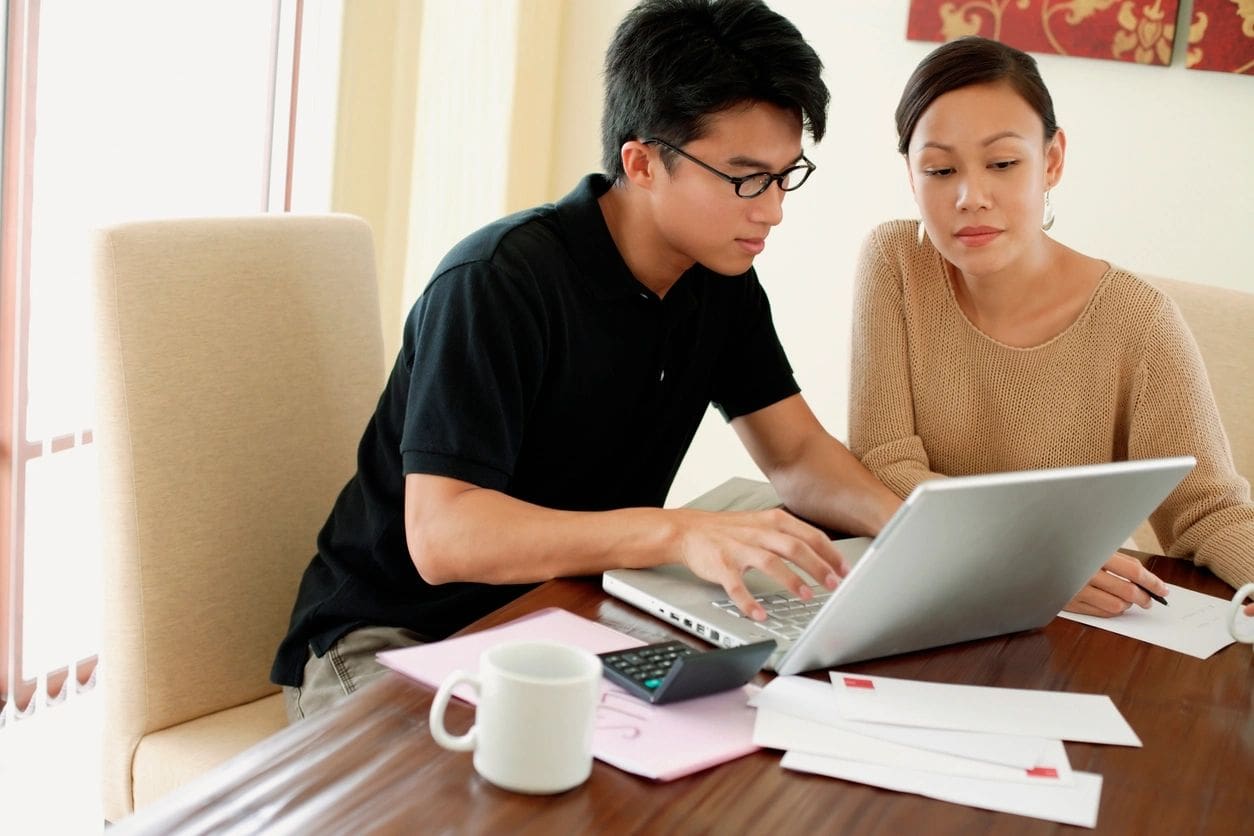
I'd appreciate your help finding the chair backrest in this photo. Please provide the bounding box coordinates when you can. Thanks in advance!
[93,214,384,815]
[1148,276,1254,485]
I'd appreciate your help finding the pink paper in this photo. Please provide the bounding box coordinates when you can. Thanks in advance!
[378,607,760,781]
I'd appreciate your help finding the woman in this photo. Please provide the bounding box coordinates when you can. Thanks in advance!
[849,36,1254,616]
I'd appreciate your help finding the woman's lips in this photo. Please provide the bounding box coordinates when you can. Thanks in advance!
[955,227,1001,247]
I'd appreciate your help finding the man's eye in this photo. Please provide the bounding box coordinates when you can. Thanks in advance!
[924,168,953,177]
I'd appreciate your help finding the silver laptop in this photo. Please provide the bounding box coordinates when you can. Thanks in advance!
[603,457,1194,675]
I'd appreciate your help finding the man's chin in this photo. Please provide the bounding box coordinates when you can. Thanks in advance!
[698,253,757,277]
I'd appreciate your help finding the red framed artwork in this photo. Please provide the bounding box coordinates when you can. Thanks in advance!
[1186,0,1254,74]
[907,0,1182,66]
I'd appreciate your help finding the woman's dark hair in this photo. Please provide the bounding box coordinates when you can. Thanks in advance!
[895,36,1058,154]
[602,0,829,180]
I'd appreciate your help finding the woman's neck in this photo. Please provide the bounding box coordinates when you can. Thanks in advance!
[948,240,1108,348]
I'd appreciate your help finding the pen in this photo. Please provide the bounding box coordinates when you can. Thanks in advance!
[1104,568,1168,606]
[1113,549,1168,606]
[1133,582,1168,607]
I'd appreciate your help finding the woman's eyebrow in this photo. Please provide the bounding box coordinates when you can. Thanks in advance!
[918,131,1026,152]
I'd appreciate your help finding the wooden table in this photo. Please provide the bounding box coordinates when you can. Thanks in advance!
[112,556,1251,835]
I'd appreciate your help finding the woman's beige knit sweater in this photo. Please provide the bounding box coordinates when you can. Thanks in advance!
[849,219,1253,589]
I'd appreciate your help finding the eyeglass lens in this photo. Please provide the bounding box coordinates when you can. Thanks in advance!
[736,166,810,198]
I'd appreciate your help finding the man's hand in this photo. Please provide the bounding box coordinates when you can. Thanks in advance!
[670,507,849,621]
[1064,553,1168,617]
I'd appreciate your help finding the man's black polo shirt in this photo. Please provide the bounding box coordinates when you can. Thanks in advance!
[272,174,800,687]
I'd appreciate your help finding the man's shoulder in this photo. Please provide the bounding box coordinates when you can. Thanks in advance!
[435,203,566,278]
[434,174,609,281]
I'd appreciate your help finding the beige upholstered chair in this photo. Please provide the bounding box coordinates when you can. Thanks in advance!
[92,214,385,820]
[1131,276,1254,551]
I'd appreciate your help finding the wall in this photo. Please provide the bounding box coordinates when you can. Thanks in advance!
[334,0,566,364]
[549,0,1254,507]
[332,0,422,367]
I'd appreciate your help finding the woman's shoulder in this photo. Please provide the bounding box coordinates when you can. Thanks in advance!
[1095,266,1177,323]
[859,219,936,273]
[864,219,924,252]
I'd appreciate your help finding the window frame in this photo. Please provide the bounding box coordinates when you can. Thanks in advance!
[0,0,320,718]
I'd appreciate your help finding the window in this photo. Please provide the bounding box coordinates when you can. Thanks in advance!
[1,0,340,720]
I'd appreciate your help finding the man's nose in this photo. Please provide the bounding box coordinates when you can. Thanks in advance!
[748,182,786,226]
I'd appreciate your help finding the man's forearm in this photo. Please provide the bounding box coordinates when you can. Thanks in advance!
[766,434,901,538]
[406,481,680,585]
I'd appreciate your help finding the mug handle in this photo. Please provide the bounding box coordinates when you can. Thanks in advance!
[429,669,480,751]
[1230,582,1254,643]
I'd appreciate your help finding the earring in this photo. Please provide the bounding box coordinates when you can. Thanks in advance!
[917,220,926,246]
[1042,190,1055,231]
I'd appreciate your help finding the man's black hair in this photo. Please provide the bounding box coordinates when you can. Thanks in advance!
[601,0,829,181]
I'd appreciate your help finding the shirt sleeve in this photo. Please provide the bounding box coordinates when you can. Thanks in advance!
[1130,297,1254,589]
[399,261,546,491]
[711,271,800,420]
[847,224,946,499]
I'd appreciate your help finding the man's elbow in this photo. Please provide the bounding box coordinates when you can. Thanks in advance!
[406,525,456,585]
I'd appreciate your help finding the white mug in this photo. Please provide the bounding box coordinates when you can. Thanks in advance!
[1229,582,1254,647]
[429,640,602,794]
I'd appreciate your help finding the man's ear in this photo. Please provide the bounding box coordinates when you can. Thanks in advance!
[620,140,656,190]
[1045,127,1066,190]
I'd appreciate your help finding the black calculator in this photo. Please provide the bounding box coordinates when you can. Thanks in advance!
[598,639,776,705]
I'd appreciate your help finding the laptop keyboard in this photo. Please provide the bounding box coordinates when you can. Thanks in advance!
[712,584,830,641]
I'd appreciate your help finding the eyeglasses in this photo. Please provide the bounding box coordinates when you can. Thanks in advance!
[643,138,816,199]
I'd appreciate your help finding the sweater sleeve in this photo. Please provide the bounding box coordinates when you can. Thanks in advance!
[1130,297,1254,589]
[848,224,946,499]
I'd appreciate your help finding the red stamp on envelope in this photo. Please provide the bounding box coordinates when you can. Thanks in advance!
[1026,767,1059,779]
[842,676,875,690]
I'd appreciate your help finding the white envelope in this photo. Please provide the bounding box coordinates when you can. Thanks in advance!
[827,672,1141,746]
[750,675,1048,768]
[1059,583,1235,659]
[782,750,1103,829]
[755,708,1074,786]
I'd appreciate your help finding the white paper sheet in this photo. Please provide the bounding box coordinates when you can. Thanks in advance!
[782,751,1103,829]
[1058,583,1235,659]
[827,672,1141,746]
[749,675,1047,768]
[755,708,1073,785]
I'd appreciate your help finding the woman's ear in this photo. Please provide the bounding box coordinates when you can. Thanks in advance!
[1045,127,1066,190]
[903,154,919,199]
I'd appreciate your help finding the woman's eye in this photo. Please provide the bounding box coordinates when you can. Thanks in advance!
[990,160,1019,170]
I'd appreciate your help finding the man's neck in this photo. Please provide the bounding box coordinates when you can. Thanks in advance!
[597,181,693,298]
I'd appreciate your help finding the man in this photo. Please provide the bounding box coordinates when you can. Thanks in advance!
[273,0,900,721]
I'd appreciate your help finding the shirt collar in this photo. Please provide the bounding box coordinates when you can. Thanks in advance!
[555,174,699,312]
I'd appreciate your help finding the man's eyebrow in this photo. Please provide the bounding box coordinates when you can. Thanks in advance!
[726,151,806,170]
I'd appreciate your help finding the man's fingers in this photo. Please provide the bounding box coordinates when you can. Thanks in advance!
[758,510,848,586]
[678,509,852,619]
[722,577,765,621]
